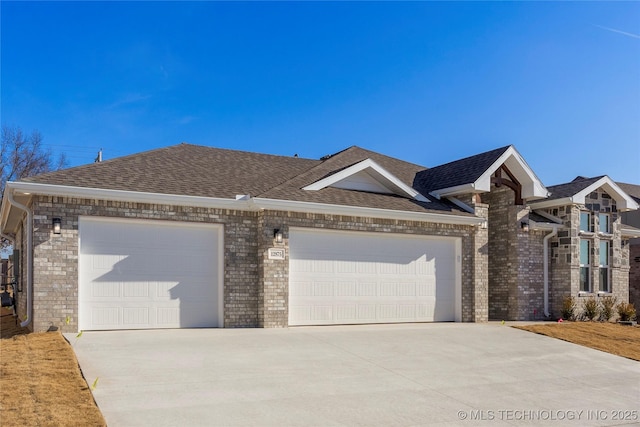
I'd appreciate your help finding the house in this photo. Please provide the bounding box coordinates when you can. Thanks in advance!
[0,143,637,332]
[618,182,640,309]
[528,176,640,316]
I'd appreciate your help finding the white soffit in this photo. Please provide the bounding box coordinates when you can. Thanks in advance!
[302,158,429,202]
[621,226,640,238]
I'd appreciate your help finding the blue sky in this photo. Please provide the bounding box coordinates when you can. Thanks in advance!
[2,1,639,185]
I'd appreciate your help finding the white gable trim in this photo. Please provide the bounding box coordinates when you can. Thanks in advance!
[573,177,638,211]
[431,146,548,200]
[303,158,429,202]
[476,146,548,199]
[531,177,640,211]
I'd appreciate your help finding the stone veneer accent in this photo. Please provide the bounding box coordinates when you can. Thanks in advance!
[547,189,629,318]
[14,196,488,332]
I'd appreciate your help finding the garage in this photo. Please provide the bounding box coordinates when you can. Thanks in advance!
[288,228,461,326]
[78,217,223,330]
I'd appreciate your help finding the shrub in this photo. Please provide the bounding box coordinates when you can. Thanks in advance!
[561,296,576,320]
[617,302,637,322]
[581,297,599,321]
[599,296,617,321]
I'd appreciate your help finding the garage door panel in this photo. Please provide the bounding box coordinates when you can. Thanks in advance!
[289,229,460,326]
[79,217,221,330]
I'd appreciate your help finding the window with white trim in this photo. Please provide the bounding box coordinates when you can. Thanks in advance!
[598,213,610,234]
[598,241,610,293]
[580,212,591,232]
[579,239,591,292]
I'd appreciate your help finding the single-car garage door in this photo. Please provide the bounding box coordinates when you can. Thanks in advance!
[289,228,460,326]
[79,217,223,330]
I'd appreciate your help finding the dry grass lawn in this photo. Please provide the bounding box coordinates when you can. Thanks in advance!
[515,321,640,361]
[0,308,106,426]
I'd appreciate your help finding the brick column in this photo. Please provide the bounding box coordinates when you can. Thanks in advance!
[257,211,289,328]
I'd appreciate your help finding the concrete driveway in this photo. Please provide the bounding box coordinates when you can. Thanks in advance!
[67,323,639,427]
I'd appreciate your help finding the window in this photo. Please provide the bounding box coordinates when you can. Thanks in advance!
[598,213,610,234]
[580,212,591,232]
[599,241,610,293]
[579,239,590,292]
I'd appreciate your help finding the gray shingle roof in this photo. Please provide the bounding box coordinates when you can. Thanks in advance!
[22,143,474,218]
[261,146,470,214]
[617,182,640,203]
[542,176,606,201]
[23,143,320,199]
[412,145,511,194]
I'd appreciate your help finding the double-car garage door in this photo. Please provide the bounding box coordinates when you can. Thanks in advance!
[78,217,223,330]
[78,218,459,330]
[288,228,461,326]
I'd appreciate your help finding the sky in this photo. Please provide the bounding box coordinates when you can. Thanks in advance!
[2,1,639,186]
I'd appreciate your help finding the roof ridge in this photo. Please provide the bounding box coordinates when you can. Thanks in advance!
[547,175,606,189]
[428,145,512,170]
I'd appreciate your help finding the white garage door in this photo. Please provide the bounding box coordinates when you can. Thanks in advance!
[289,228,460,326]
[79,217,223,330]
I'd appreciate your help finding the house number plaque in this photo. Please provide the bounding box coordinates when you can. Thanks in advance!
[268,248,286,260]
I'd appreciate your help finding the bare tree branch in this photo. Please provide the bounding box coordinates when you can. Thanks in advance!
[1,125,67,248]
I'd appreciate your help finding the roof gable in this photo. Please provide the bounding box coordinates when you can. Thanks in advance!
[530,176,639,211]
[415,145,548,200]
[302,158,429,202]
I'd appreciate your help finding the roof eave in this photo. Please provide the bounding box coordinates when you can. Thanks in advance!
[2,181,256,213]
[1,182,482,232]
[528,197,574,210]
[253,197,482,225]
[429,183,477,199]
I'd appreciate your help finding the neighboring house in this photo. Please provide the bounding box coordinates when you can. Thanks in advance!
[0,143,637,332]
[528,176,640,317]
[618,182,640,310]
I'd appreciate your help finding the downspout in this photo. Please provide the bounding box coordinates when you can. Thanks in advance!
[1,232,16,316]
[543,227,558,318]
[7,190,32,328]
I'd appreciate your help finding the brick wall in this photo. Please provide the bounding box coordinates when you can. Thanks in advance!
[18,195,488,332]
[27,196,259,332]
[484,186,542,320]
[256,209,486,327]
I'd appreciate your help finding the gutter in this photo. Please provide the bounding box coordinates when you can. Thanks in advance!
[6,190,32,328]
[5,181,484,226]
[252,197,483,226]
